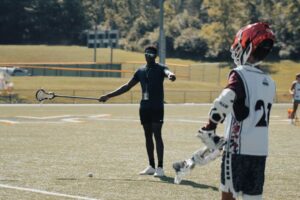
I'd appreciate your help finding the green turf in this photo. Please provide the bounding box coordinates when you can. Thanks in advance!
[1,45,300,103]
[0,104,299,200]
[0,45,195,65]
[8,74,297,103]
[10,76,222,104]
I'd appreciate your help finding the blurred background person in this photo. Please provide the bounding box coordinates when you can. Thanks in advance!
[289,73,300,124]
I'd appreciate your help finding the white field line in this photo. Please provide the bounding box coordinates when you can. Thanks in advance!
[16,114,111,120]
[88,114,111,118]
[0,120,19,125]
[17,115,71,119]
[62,118,84,123]
[0,184,100,200]
[0,116,291,125]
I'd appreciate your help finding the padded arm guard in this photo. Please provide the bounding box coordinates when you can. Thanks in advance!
[209,88,236,124]
[192,148,222,166]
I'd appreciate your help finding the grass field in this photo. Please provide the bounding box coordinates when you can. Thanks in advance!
[0,45,196,65]
[0,104,299,200]
[0,45,300,103]
[8,74,297,103]
[1,45,300,89]
[9,76,223,104]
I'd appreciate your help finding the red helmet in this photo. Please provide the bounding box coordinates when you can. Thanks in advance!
[231,22,275,66]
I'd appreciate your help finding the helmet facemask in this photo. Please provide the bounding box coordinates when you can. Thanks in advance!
[231,31,253,66]
[230,22,275,67]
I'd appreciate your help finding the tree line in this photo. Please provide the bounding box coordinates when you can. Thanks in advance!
[0,0,299,61]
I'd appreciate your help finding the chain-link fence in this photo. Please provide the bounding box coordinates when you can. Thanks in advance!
[0,62,294,104]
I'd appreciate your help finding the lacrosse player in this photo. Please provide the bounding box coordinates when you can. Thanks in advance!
[289,73,300,124]
[173,22,276,200]
[99,45,176,177]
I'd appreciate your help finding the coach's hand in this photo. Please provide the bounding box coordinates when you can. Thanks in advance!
[168,73,176,81]
[99,95,109,102]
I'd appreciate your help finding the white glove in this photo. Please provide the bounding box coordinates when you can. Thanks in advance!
[197,127,225,150]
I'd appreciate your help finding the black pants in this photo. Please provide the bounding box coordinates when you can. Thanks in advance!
[140,107,164,168]
[291,100,299,119]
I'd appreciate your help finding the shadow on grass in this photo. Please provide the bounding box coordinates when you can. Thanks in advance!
[56,176,218,191]
[158,176,219,191]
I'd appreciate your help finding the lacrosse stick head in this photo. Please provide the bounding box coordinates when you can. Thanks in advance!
[35,89,55,102]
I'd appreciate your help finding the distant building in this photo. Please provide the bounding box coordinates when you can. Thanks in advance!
[87,29,119,48]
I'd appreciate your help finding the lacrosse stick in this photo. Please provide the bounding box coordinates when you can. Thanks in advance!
[35,89,99,102]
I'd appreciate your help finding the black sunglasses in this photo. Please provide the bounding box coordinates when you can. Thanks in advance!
[145,52,156,57]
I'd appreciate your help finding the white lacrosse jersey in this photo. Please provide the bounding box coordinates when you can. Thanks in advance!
[293,81,300,101]
[224,65,276,156]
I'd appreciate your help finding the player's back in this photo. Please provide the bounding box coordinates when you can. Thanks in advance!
[225,65,276,156]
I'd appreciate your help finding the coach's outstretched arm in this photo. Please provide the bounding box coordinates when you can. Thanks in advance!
[99,78,138,102]
[164,69,176,82]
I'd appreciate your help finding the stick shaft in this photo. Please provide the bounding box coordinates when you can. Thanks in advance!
[54,94,99,100]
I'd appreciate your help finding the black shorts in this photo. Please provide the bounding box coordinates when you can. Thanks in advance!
[293,100,300,104]
[221,153,266,196]
[139,106,164,124]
